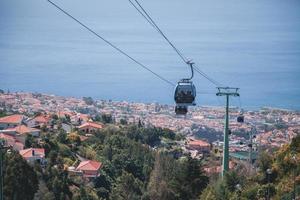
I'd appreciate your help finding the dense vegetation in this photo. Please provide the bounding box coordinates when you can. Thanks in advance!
[3,117,208,200]
[3,152,39,200]
[200,135,300,200]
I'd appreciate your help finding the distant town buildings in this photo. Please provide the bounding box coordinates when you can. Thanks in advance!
[0,92,299,151]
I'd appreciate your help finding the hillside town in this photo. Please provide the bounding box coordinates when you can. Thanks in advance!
[0,91,299,199]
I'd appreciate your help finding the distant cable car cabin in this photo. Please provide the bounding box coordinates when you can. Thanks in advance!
[237,115,244,123]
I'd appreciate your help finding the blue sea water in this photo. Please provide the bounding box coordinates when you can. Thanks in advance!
[0,0,300,110]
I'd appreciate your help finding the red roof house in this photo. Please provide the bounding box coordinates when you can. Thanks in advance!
[0,114,24,129]
[76,160,102,178]
[187,139,211,153]
[19,148,46,165]
[0,133,24,151]
[2,125,40,137]
[26,115,51,128]
[78,122,104,133]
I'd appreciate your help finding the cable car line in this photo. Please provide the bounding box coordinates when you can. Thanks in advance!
[47,0,175,87]
[128,0,223,87]
[194,67,222,86]
[128,0,158,31]
[129,0,188,64]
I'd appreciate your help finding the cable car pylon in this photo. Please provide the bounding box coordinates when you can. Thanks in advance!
[216,87,240,177]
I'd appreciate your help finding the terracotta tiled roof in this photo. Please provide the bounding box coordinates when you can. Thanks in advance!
[78,122,103,129]
[15,125,40,135]
[0,133,24,150]
[0,133,15,141]
[19,148,45,158]
[188,139,210,147]
[76,160,102,171]
[33,115,50,123]
[2,125,40,135]
[0,114,23,124]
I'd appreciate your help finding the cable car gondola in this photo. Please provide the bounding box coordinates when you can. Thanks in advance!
[237,115,244,123]
[174,61,196,115]
[237,110,244,123]
[174,80,196,105]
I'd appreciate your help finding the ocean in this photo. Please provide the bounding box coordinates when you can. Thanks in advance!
[0,0,300,110]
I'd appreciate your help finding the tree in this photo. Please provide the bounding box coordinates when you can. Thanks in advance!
[110,171,143,200]
[181,156,209,199]
[0,109,6,118]
[94,172,112,199]
[67,132,81,146]
[57,130,67,144]
[101,114,113,124]
[147,153,179,200]
[34,181,55,200]
[46,167,72,200]
[3,151,39,200]
[257,151,273,174]
[25,134,35,148]
[224,171,242,192]
[120,118,128,125]
[199,185,217,200]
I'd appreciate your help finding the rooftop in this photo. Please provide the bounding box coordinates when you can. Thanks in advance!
[19,148,45,158]
[76,160,102,171]
[0,114,23,124]
[78,122,104,129]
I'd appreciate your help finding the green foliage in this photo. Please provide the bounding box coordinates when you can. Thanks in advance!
[147,153,208,200]
[224,171,243,192]
[101,113,113,124]
[256,150,274,183]
[0,109,7,117]
[34,181,55,200]
[2,120,266,200]
[125,126,177,147]
[57,130,68,144]
[110,171,143,200]
[44,159,72,200]
[4,151,39,200]
[101,134,154,181]
[201,135,300,200]
[240,183,260,200]
[94,172,112,199]
[120,118,128,125]
[290,134,300,153]
[72,186,100,200]
[25,134,35,148]
[51,114,59,120]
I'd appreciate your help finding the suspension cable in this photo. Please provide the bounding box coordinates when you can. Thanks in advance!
[47,0,175,87]
[129,0,223,87]
[130,0,188,63]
